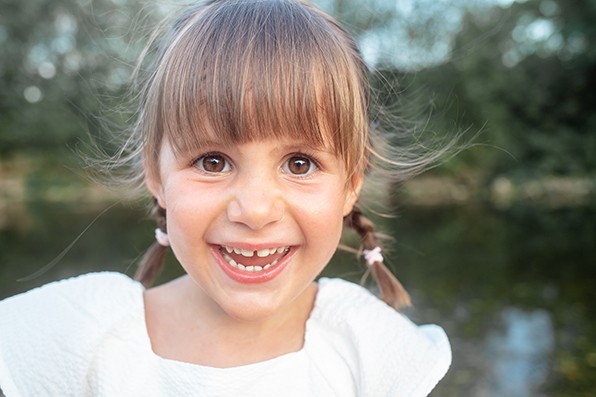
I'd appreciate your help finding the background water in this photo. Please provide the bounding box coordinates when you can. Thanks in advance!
[0,200,594,396]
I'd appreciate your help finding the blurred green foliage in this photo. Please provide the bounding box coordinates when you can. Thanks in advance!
[0,0,153,156]
[0,0,594,179]
[383,0,596,178]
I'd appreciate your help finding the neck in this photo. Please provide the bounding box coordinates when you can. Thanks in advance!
[144,275,317,367]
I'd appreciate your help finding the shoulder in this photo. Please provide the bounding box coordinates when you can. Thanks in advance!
[310,278,451,397]
[4,271,139,301]
[0,272,142,333]
[0,272,144,396]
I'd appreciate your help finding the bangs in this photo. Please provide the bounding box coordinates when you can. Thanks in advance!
[150,0,368,169]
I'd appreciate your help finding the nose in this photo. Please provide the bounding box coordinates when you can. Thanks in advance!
[226,173,285,230]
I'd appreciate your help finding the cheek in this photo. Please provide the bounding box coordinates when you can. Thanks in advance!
[303,203,345,272]
[163,181,223,245]
[292,188,347,244]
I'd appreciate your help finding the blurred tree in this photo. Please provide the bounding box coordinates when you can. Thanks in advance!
[394,0,596,177]
[1,0,593,178]
[0,0,156,156]
[0,0,488,159]
[317,0,487,70]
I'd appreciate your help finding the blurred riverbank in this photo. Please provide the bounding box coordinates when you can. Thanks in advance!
[400,175,596,209]
[2,156,594,210]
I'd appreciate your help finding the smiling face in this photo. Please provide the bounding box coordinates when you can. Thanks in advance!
[140,0,370,323]
[147,137,361,321]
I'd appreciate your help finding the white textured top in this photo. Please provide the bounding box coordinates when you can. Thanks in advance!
[0,272,451,396]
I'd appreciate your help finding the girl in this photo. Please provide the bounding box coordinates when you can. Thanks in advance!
[0,0,451,395]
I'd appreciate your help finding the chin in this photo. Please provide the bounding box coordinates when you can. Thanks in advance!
[222,298,285,322]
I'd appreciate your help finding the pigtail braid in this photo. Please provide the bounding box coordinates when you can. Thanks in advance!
[345,207,411,310]
[134,198,167,288]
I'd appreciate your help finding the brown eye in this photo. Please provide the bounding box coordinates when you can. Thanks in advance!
[195,153,231,173]
[284,155,316,176]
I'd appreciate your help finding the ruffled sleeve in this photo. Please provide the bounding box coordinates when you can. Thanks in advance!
[0,272,143,397]
[311,278,451,397]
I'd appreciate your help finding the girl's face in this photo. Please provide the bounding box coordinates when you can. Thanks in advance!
[147,136,362,322]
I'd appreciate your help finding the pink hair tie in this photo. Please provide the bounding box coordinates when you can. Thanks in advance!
[155,228,170,247]
[363,247,383,267]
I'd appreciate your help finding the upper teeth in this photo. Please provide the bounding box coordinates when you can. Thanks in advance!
[225,246,287,258]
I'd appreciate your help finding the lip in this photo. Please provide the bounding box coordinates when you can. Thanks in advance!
[210,244,294,284]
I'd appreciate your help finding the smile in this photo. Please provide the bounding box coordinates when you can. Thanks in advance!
[220,245,290,273]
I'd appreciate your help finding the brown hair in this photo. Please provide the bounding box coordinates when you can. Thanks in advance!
[117,0,448,309]
[139,0,369,186]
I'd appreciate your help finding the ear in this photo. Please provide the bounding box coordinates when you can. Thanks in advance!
[145,171,166,209]
[343,172,363,216]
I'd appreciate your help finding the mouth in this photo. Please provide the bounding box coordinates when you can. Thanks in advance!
[213,244,294,283]
[219,245,290,273]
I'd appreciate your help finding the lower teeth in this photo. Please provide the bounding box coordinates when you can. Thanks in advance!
[223,252,280,273]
